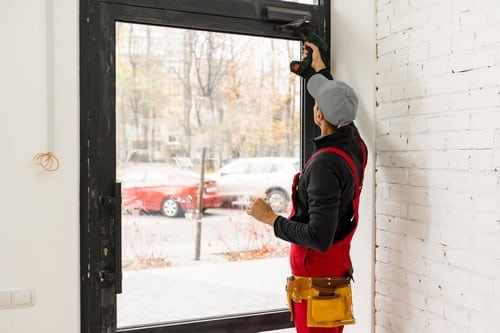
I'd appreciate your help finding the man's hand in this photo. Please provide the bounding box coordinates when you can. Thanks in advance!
[303,41,327,72]
[246,197,278,226]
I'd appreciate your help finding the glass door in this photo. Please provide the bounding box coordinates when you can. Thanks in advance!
[116,23,301,327]
[80,1,329,332]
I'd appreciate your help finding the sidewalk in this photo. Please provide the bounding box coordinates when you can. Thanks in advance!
[117,256,292,329]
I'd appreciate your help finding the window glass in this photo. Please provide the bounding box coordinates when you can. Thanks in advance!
[220,161,248,175]
[281,0,317,4]
[249,162,274,174]
[119,169,146,182]
[116,22,300,327]
[144,170,171,183]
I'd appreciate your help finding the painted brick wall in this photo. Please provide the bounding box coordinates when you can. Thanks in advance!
[375,0,500,332]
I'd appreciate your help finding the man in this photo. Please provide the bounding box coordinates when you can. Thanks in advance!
[246,41,367,333]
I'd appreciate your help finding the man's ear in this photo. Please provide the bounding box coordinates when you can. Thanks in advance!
[316,108,325,122]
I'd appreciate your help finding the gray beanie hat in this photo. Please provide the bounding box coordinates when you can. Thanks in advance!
[306,74,358,127]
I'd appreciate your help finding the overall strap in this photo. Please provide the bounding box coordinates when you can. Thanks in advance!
[304,141,366,224]
[307,148,360,201]
[355,136,368,187]
[292,141,367,279]
[291,138,367,221]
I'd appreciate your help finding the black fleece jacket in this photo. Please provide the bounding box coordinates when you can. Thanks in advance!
[273,70,367,252]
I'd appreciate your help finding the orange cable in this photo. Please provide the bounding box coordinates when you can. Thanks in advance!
[33,152,60,172]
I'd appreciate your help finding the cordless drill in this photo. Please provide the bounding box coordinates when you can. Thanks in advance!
[290,33,329,79]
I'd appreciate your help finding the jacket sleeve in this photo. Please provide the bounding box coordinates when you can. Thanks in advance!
[274,154,344,252]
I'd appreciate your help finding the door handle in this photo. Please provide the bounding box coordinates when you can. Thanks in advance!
[99,270,115,283]
[98,182,122,294]
[114,182,122,294]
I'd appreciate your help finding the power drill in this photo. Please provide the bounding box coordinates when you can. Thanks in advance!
[290,33,329,79]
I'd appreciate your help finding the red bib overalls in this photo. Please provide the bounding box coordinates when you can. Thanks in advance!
[288,140,366,333]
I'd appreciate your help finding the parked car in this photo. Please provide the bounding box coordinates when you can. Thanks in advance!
[206,157,299,212]
[118,165,222,217]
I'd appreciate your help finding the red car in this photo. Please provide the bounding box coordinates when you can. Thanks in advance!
[119,165,222,217]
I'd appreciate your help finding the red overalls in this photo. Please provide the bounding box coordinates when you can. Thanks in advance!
[288,140,366,333]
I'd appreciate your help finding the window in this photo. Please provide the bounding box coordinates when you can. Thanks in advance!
[116,25,301,326]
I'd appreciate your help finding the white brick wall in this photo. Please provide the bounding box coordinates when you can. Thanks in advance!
[375,0,500,332]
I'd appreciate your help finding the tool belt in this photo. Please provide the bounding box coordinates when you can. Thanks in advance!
[286,275,356,328]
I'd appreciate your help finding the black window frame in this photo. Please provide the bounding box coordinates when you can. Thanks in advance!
[80,1,330,332]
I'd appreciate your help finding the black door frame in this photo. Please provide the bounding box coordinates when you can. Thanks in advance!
[80,1,330,332]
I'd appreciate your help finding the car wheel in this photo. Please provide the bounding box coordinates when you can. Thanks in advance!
[266,189,288,213]
[161,198,183,217]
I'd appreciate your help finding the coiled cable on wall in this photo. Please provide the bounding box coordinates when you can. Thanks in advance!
[33,152,60,172]
[35,0,60,172]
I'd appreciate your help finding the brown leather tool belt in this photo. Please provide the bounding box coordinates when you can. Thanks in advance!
[285,275,355,327]
[286,275,351,302]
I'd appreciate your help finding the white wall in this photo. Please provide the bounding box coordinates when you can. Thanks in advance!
[332,1,377,333]
[0,1,79,332]
[261,4,378,333]
[374,0,500,332]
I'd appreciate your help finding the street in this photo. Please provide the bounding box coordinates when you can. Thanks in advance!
[121,207,288,267]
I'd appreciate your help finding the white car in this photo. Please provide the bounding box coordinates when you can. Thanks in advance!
[206,157,299,212]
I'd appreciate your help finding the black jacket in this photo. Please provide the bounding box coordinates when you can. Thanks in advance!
[273,71,367,252]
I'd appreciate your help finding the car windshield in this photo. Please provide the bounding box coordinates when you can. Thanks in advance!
[176,169,200,179]
[119,169,146,183]
[220,162,248,175]
[145,170,171,183]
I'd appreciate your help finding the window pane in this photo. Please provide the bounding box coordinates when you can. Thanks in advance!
[116,22,301,327]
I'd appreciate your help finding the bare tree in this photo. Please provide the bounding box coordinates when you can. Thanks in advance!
[127,24,142,138]
[172,30,195,155]
[117,24,300,165]
[192,31,229,124]
[285,42,298,156]
[118,24,168,161]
